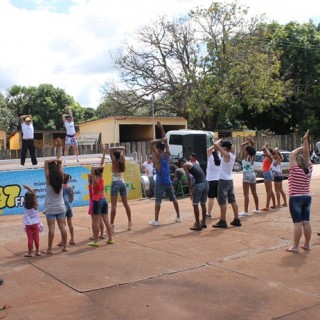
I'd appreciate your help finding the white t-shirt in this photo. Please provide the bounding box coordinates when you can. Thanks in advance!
[143,161,154,177]
[206,153,221,181]
[21,122,34,139]
[219,152,236,180]
[64,121,76,136]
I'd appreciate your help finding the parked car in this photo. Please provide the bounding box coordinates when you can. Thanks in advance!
[253,151,290,178]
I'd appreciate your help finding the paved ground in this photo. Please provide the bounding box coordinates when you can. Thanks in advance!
[1,166,320,319]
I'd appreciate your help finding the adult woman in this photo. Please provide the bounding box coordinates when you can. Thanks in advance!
[239,138,259,216]
[261,143,276,211]
[286,130,313,253]
[271,147,287,208]
[89,145,113,246]
[109,146,132,233]
[43,138,67,254]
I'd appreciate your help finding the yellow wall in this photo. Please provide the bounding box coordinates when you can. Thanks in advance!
[79,117,187,144]
[9,132,21,150]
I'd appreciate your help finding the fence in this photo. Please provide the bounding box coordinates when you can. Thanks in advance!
[1,133,317,162]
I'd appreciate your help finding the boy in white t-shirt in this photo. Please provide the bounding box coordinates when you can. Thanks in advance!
[20,114,38,166]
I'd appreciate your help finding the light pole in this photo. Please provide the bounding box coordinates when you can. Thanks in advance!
[151,94,155,139]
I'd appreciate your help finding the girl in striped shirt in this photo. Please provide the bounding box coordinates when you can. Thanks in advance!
[286,130,313,253]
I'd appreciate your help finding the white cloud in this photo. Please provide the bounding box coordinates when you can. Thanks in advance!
[0,0,319,109]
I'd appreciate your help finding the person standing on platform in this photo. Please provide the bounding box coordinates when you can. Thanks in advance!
[19,114,38,166]
[149,121,180,226]
[62,106,79,163]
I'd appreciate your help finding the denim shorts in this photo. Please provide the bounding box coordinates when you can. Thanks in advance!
[155,183,176,204]
[218,180,236,205]
[46,212,66,220]
[192,181,209,205]
[111,180,127,197]
[65,136,78,146]
[263,171,273,181]
[243,171,256,184]
[93,198,108,215]
[289,195,312,223]
[65,207,73,218]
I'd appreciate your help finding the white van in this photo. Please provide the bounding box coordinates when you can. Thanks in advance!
[166,130,214,172]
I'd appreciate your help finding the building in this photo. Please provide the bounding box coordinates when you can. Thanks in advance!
[78,116,187,144]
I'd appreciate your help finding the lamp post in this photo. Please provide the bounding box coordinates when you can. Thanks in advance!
[151,94,155,139]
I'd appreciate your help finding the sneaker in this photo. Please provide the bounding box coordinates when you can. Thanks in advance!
[128,222,132,231]
[88,241,99,247]
[212,220,227,228]
[190,223,202,231]
[201,220,207,228]
[175,217,181,223]
[239,211,249,217]
[206,213,212,219]
[149,219,160,226]
[252,209,260,214]
[230,219,242,227]
[106,239,114,244]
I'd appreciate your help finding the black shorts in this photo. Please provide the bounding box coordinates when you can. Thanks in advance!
[208,180,219,198]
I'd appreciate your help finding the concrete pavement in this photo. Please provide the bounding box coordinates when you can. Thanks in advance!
[1,166,320,319]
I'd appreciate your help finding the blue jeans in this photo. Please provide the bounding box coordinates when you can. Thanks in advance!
[155,183,176,204]
[289,195,312,223]
[192,181,209,205]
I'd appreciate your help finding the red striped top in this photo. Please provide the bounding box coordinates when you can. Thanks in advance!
[288,164,313,196]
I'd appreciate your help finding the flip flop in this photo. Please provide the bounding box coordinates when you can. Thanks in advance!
[69,241,76,245]
[300,245,311,251]
[286,247,299,253]
[261,208,269,211]
[35,252,42,256]
[62,248,68,252]
[42,250,53,255]
[270,206,277,209]
[88,241,99,247]
[23,253,32,257]
[56,242,63,247]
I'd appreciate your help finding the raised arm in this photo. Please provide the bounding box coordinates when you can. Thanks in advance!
[62,105,73,122]
[20,114,32,123]
[23,184,36,194]
[100,144,106,166]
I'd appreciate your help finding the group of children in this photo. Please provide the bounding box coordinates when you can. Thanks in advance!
[22,143,133,256]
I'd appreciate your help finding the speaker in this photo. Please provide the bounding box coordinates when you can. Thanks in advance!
[182,134,207,174]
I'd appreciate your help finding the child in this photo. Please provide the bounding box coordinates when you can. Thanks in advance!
[88,145,108,240]
[88,174,105,240]
[63,173,75,245]
[22,185,42,257]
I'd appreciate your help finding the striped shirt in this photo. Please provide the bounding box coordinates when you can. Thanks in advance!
[288,164,313,197]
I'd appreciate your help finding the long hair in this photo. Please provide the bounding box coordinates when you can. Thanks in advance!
[24,192,37,210]
[48,162,63,194]
[114,151,125,172]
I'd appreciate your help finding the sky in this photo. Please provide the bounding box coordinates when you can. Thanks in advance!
[0,0,319,109]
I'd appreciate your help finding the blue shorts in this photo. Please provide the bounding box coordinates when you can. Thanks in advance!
[93,198,108,215]
[192,181,208,205]
[65,207,73,218]
[155,183,176,204]
[263,171,273,181]
[46,212,66,220]
[218,180,236,205]
[289,195,312,223]
[111,180,127,197]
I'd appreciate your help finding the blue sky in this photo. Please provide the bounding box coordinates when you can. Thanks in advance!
[1,0,320,109]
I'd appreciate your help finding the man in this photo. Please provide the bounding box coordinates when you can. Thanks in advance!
[20,114,38,166]
[172,158,188,193]
[149,121,180,226]
[212,139,241,228]
[62,106,80,163]
[141,155,154,177]
[182,158,209,231]
[141,155,155,198]
[206,141,221,219]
